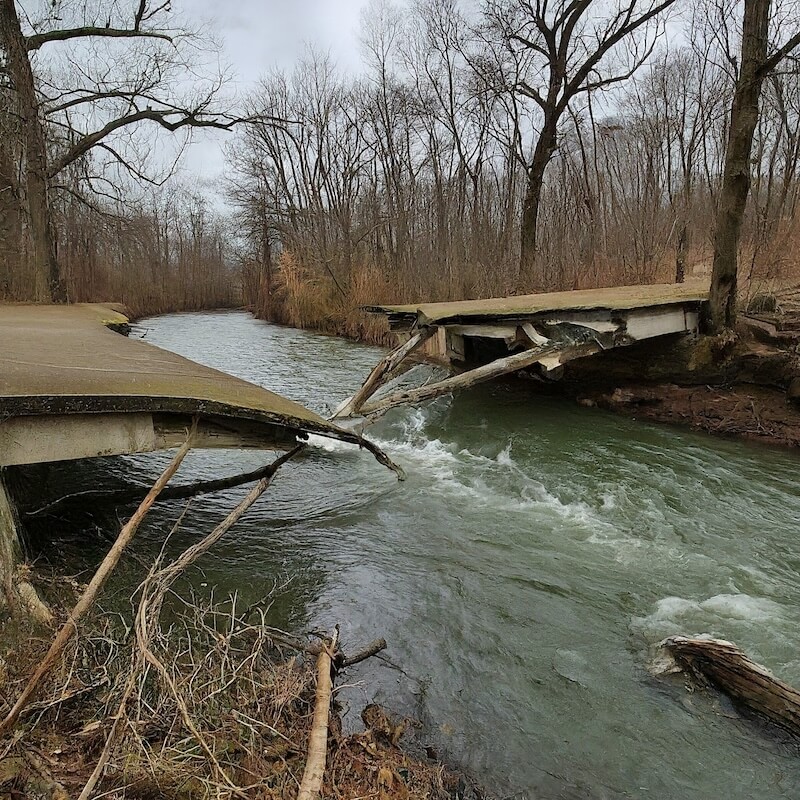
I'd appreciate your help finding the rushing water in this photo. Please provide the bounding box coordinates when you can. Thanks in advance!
[31,310,800,799]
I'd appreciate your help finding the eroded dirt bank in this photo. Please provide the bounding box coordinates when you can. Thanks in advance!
[557,321,800,448]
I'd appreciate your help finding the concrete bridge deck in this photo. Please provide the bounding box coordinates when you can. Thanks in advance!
[365,280,709,330]
[366,280,709,363]
[0,303,361,467]
[337,281,710,418]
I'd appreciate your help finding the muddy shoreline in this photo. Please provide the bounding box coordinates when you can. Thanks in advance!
[551,320,800,450]
[577,382,800,448]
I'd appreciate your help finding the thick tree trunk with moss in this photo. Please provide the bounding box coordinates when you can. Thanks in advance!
[0,472,22,613]
[0,471,52,625]
[708,0,770,332]
[0,0,66,302]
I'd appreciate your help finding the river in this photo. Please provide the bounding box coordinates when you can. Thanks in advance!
[35,310,800,799]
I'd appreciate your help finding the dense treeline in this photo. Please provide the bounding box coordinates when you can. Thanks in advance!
[227,0,800,337]
[0,175,238,316]
[0,0,239,315]
[1,0,799,332]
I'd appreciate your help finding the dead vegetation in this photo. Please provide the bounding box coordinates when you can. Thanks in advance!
[0,590,467,800]
[0,430,476,800]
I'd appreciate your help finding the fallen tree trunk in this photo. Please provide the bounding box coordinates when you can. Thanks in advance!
[332,327,437,419]
[659,636,800,736]
[0,471,22,613]
[360,340,600,417]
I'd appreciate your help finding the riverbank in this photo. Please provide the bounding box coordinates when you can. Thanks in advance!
[0,594,483,800]
[557,320,800,449]
[254,296,800,450]
[578,383,800,448]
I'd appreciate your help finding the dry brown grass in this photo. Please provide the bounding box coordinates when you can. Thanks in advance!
[0,589,472,800]
[248,225,800,347]
[261,252,394,346]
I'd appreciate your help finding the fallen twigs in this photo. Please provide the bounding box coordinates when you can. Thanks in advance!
[0,428,195,735]
[298,626,339,800]
[25,429,403,522]
[1,587,456,800]
[658,635,800,737]
[79,444,303,799]
[25,455,307,518]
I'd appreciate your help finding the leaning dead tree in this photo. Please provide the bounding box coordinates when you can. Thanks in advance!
[0,0,265,301]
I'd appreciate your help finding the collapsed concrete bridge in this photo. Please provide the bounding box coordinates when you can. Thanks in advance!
[0,302,395,614]
[335,281,710,419]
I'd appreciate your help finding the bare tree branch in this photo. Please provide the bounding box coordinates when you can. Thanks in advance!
[25,27,172,51]
[48,109,263,178]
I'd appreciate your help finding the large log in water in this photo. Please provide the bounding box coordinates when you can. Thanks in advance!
[660,636,800,736]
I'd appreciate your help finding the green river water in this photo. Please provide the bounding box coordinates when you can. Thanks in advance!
[32,311,800,799]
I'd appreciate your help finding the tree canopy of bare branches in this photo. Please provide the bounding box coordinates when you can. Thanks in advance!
[0,0,256,301]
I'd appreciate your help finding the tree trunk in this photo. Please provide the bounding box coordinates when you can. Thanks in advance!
[520,117,558,291]
[0,0,66,302]
[0,471,22,613]
[675,219,687,283]
[258,210,272,319]
[708,0,770,332]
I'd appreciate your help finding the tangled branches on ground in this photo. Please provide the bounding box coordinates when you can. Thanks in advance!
[0,590,463,800]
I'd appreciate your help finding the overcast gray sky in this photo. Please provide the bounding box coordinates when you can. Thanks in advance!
[183,0,370,186]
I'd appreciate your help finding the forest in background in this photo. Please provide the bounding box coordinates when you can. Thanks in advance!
[1,0,800,335]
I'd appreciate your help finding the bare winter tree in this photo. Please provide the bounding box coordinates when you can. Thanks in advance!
[708,0,800,331]
[0,0,254,301]
[485,0,677,286]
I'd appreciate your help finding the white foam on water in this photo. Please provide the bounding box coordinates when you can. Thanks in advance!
[700,593,784,621]
[632,592,790,646]
[366,413,607,530]
[600,491,617,510]
[305,433,361,453]
[496,442,514,466]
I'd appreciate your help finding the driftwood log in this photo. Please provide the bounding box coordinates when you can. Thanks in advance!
[659,636,800,736]
[297,627,339,800]
[359,340,601,417]
[1,470,52,624]
[332,327,437,419]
